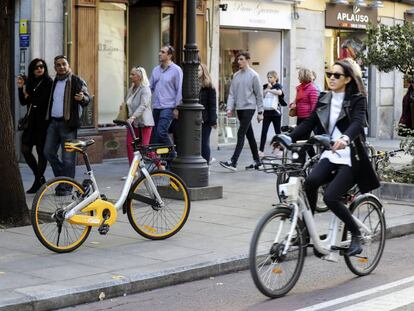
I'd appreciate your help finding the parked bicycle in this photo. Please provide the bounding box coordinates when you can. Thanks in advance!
[31,120,190,253]
[250,134,386,298]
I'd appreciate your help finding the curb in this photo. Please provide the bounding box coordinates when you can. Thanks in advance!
[2,223,413,311]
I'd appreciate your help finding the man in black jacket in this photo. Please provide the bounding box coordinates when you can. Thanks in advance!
[44,55,90,183]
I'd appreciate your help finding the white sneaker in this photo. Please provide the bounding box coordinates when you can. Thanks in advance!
[210,157,216,164]
[121,176,127,180]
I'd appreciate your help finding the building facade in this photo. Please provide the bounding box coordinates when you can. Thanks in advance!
[12,0,414,162]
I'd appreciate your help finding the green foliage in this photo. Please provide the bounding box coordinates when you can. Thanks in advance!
[362,22,414,77]
[378,124,414,183]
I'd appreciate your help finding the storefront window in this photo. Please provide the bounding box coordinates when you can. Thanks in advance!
[219,28,282,144]
[98,2,127,126]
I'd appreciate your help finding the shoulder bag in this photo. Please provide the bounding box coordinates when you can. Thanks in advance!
[18,105,32,131]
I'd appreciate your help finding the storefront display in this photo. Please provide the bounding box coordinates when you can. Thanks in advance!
[218,0,291,145]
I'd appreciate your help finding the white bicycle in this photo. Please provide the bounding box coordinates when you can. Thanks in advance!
[249,134,386,298]
[32,120,190,253]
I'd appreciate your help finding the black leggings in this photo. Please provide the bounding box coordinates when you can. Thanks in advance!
[21,143,47,180]
[259,115,281,152]
[304,158,360,235]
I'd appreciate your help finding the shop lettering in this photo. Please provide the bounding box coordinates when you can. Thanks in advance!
[337,12,369,23]
[232,2,280,17]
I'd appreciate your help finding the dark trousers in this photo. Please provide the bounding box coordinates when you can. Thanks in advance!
[296,117,316,163]
[259,115,281,152]
[201,123,212,164]
[44,119,77,178]
[231,109,259,165]
[152,108,174,145]
[304,158,360,235]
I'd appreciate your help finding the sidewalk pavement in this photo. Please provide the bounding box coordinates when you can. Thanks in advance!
[1,138,413,311]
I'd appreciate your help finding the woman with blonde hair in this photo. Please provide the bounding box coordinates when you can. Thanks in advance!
[198,63,217,164]
[125,66,154,165]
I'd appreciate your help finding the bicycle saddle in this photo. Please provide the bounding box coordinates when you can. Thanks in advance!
[64,139,95,152]
[271,134,293,148]
[308,134,332,150]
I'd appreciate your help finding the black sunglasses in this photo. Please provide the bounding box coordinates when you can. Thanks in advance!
[35,64,45,70]
[326,72,346,79]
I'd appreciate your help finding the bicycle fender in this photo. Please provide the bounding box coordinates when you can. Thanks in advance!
[349,193,383,214]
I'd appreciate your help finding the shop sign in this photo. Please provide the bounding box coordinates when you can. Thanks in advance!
[325,3,377,29]
[220,0,292,30]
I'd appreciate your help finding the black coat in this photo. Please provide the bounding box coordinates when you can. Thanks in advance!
[289,92,380,193]
[18,76,53,145]
[200,86,217,126]
[46,74,90,129]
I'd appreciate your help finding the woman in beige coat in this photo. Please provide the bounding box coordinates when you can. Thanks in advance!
[125,66,154,165]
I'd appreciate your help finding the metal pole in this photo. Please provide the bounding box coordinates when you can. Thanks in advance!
[170,0,208,187]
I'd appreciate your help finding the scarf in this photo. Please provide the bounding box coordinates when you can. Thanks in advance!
[56,71,73,121]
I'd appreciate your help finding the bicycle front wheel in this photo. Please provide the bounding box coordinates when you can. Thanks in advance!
[249,207,307,298]
[344,196,386,276]
[127,171,190,240]
[31,177,92,253]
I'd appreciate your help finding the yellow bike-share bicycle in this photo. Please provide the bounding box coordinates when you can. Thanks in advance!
[31,120,190,253]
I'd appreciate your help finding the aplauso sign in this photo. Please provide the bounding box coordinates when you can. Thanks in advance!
[326,3,378,29]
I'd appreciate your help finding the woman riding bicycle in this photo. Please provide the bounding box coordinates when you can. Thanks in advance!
[280,58,380,256]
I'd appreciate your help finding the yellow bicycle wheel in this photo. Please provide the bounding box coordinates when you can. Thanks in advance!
[31,177,92,253]
[127,171,190,239]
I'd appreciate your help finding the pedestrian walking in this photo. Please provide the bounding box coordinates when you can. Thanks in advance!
[259,70,285,157]
[44,55,90,191]
[125,66,154,165]
[220,51,263,171]
[289,68,319,163]
[198,63,217,165]
[149,45,183,159]
[398,75,414,136]
[17,58,53,193]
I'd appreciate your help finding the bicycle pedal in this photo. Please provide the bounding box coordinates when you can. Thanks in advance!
[98,224,110,235]
[330,245,347,251]
[100,194,108,201]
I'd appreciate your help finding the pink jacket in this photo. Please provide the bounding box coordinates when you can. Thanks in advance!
[295,82,318,119]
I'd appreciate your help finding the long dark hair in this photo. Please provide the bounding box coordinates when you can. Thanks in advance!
[334,59,366,98]
[27,58,50,89]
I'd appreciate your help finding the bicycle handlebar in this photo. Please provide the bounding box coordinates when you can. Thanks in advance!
[113,119,139,142]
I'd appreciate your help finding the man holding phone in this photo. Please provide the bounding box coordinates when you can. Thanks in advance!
[44,55,90,190]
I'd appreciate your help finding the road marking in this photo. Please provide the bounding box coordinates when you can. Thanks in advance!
[295,275,414,311]
[336,286,414,311]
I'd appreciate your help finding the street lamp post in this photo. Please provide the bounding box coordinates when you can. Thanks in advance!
[170,0,208,187]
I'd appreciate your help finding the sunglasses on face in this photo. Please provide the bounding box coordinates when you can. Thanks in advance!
[35,64,44,70]
[326,72,346,79]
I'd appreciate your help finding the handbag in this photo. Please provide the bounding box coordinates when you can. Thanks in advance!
[288,106,297,117]
[263,94,280,114]
[115,102,129,122]
[18,105,32,131]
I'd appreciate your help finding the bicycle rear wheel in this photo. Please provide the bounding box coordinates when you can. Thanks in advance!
[31,177,92,253]
[249,207,307,298]
[127,171,190,240]
[344,196,386,276]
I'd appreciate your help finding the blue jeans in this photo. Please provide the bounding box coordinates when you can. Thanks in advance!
[44,119,77,178]
[152,108,174,145]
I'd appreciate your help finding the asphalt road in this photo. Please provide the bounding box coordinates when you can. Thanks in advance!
[63,234,414,311]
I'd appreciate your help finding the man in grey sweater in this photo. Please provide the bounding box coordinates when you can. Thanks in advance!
[220,51,264,171]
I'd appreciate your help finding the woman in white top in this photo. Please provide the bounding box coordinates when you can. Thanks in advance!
[286,58,380,256]
[125,66,154,165]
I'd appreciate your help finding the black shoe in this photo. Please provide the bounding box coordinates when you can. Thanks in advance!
[26,179,42,194]
[245,161,263,170]
[347,235,362,256]
[220,160,237,172]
